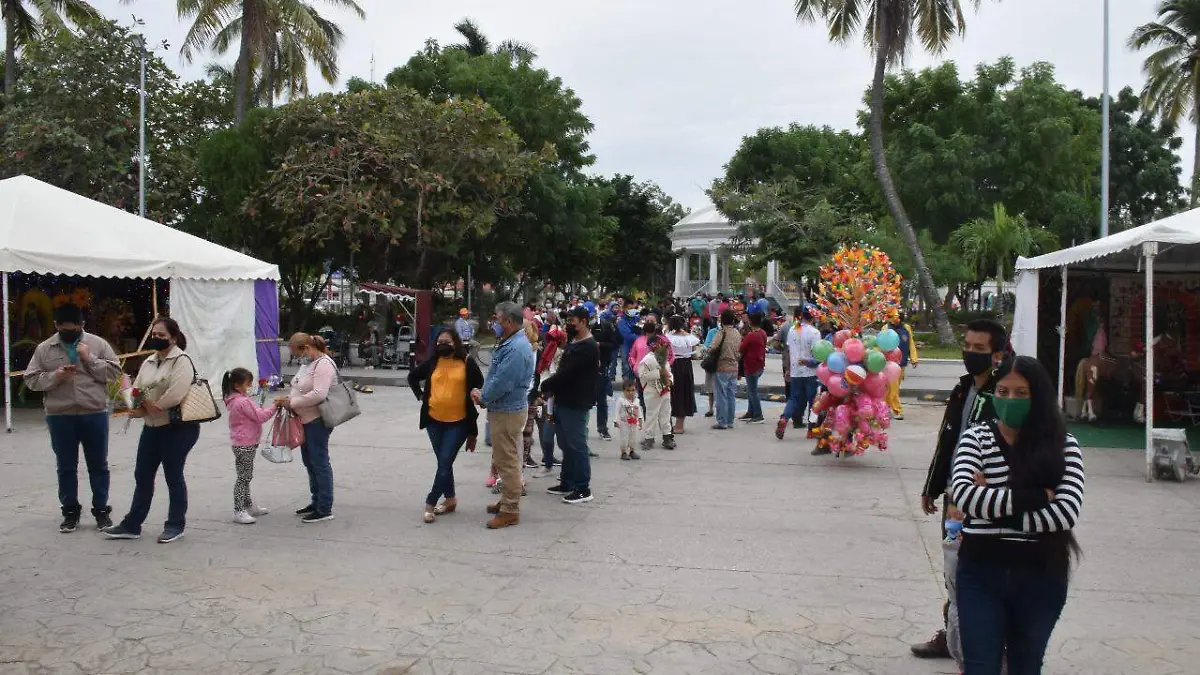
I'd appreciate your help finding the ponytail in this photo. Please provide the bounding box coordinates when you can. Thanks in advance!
[221,371,234,399]
[222,367,254,399]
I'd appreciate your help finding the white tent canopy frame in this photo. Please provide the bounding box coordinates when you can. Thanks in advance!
[0,176,280,431]
[1014,207,1200,481]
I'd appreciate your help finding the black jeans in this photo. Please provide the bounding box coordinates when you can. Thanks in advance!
[46,412,110,510]
[120,423,200,534]
[957,556,1069,675]
[595,371,611,434]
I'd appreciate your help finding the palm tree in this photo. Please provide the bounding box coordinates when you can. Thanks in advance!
[449,17,537,64]
[1129,0,1200,205]
[177,0,365,123]
[952,204,1057,313]
[3,0,116,96]
[794,0,986,345]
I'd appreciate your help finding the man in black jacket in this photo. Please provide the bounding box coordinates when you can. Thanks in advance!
[592,305,618,441]
[541,307,600,505]
[910,319,1006,660]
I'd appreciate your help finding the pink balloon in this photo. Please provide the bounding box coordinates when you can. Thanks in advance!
[884,361,902,383]
[827,376,850,398]
[857,395,877,418]
[833,329,852,349]
[843,339,865,363]
[885,348,903,363]
[877,431,889,451]
[862,372,887,398]
[816,363,832,385]
[875,399,892,429]
[834,404,851,434]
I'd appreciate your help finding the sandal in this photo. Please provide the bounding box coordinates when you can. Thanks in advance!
[433,498,457,515]
[423,506,436,524]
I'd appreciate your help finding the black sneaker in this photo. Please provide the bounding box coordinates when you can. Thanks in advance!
[704,411,715,418]
[662,435,677,450]
[522,457,539,469]
[295,504,317,516]
[640,438,655,450]
[546,484,571,496]
[91,506,113,530]
[59,507,81,533]
[301,511,335,524]
[629,450,641,460]
[102,524,140,540]
[599,430,613,442]
[738,412,753,420]
[563,489,593,504]
[157,528,185,544]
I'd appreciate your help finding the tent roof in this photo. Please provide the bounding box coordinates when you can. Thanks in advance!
[1016,207,1200,273]
[0,176,279,280]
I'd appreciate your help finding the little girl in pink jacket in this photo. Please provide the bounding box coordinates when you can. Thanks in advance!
[222,368,277,525]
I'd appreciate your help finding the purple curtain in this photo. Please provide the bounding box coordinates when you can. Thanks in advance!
[255,279,281,379]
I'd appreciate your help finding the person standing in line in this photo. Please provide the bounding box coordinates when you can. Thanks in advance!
[222,368,278,525]
[910,319,1006,660]
[776,306,821,440]
[472,302,536,529]
[103,318,202,543]
[539,307,599,504]
[615,379,644,460]
[281,334,338,523]
[701,322,719,418]
[637,336,675,449]
[886,315,919,420]
[711,310,742,430]
[592,303,618,442]
[615,299,641,381]
[24,303,121,533]
[738,312,768,424]
[666,315,699,435]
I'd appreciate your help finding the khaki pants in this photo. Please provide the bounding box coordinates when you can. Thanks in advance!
[489,410,525,514]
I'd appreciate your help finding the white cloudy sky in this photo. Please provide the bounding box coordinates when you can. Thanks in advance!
[88,0,1178,210]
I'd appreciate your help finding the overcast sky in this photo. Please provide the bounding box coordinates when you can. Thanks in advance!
[89,0,1177,211]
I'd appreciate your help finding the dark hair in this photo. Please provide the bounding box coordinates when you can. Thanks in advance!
[153,317,187,350]
[54,303,83,325]
[621,378,637,390]
[221,367,254,398]
[966,319,1008,353]
[568,306,590,322]
[435,327,466,359]
[720,309,736,326]
[667,315,686,332]
[749,312,763,328]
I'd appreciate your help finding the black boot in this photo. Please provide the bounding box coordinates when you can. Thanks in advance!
[662,434,676,450]
[59,505,82,533]
[91,506,113,530]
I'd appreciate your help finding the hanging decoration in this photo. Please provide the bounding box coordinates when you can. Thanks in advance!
[810,244,903,333]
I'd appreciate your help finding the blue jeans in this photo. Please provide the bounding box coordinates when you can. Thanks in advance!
[783,376,818,423]
[426,420,467,505]
[46,412,110,510]
[120,423,200,534]
[714,371,737,427]
[619,344,632,380]
[555,405,591,492]
[300,420,334,513]
[957,556,1069,675]
[745,370,764,419]
[540,413,557,469]
[595,372,611,434]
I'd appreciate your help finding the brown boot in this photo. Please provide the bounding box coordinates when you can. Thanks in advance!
[434,498,457,515]
[910,630,951,659]
[486,512,519,529]
[486,502,501,515]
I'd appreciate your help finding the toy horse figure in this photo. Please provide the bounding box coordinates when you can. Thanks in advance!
[1079,352,1121,422]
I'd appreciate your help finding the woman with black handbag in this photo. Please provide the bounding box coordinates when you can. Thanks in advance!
[104,318,202,544]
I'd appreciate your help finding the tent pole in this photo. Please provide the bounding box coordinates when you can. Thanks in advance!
[1057,265,1068,410]
[1144,242,1157,482]
[3,272,11,433]
[152,279,159,318]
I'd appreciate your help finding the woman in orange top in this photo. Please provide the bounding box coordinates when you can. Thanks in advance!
[408,328,484,523]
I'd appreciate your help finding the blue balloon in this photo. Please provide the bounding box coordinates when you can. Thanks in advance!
[827,351,849,374]
[876,328,900,352]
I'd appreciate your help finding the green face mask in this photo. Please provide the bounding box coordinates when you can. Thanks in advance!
[992,396,1032,428]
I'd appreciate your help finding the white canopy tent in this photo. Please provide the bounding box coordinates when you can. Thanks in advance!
[0,176,280,430]
[1013,208,1200,480]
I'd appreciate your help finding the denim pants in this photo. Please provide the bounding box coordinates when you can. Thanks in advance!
[714,371,738,427]
[956,556,1069,675]
[744,370,764,419]
[46,412,110,510]
[120,423,200,534]
[783,376,818,423]
[540,413,558,469]
[426,420,468,505]
[555,405,591,492]
[300,420,334,513]
[594,372,611,434]
[619,344,633,380]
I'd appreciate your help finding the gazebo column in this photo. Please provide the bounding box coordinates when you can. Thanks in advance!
[722,256,730,294]
[674,254,687,297]
[709,250,718,295]
[766,260,778,296]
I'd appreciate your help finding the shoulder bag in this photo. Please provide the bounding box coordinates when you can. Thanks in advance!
[167,354,222,424]
[700,330,725,374]
[316,356,361,428]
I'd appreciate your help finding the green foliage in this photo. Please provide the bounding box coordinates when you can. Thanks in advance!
[594,175,684,295]
[2,0,113,94]
[951,203,1057,288]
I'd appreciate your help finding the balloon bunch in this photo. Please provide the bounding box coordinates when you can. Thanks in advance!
[809,328,904,456]
[810,244,903,334]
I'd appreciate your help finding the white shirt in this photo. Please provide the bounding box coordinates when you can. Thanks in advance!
[787,322,821,378]
[668,332,700,358]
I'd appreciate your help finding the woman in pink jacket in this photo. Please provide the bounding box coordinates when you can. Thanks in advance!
[277,333,337,523]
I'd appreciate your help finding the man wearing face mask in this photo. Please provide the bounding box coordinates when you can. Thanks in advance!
[616,298,642,380]
[910,318,1007,660]
[24,303,121,533]
[539,307,599,504]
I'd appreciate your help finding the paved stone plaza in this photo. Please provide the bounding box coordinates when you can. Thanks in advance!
[2,389,1199,674]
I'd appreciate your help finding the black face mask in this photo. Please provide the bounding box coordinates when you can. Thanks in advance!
[147,337,171,352]
[436,344,455,357]
[58,329,81,344]
[962,351,994,377]
[565,324,579,341]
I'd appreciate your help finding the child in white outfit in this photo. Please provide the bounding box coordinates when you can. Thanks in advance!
[616,380,643,460]
[637,337,674,449]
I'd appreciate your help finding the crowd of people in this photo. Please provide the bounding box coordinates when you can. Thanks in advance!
[29,295,1086,675]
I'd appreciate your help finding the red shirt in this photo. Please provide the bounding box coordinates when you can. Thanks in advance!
[739,329,767,376]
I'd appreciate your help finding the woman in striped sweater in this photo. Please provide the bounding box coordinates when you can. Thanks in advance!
[951,355,1085,675]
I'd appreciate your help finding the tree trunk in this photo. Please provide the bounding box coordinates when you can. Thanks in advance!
[4,8,17,97]
[1193,107,1200,207]
[996,262,1005,315]
[233,1,257,125]
[866,37,956,345]
[263,41,275,109]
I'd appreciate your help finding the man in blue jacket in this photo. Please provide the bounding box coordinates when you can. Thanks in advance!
[616,297,642,380]
[472,301,536,529]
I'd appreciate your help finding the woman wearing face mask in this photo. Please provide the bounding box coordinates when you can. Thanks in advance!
[103,318,201,544]
[409,328,484,523]
[951,355,1085,675]
[278,333,338,523]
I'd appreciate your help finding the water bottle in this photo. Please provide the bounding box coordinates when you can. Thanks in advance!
[945,519,963,541]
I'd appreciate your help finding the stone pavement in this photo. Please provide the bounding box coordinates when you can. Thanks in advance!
[1,390,1198,674]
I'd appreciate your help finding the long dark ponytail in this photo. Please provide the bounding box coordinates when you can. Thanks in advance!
[221,368,254,398]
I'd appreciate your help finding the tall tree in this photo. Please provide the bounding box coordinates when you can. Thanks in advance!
[951,203,1057,311]
[177,0,364,123]
[2,0,117,95]
[794,0,987,345]
[595,175,684,295]
[1129,0,1200,203]
[448,17,537,63]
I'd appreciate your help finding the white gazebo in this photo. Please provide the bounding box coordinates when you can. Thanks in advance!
[1013,209,1200,481]
[669,205,781,299]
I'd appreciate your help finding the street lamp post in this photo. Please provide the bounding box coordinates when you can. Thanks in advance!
[1100,0,1110,239]
[139,41,147,219]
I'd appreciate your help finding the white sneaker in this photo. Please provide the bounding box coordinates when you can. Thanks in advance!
[248,504,270,517]
[533,467,556,479]
[233,510,256,525]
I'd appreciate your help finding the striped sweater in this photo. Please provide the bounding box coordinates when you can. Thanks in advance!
[951,423,1085,540]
